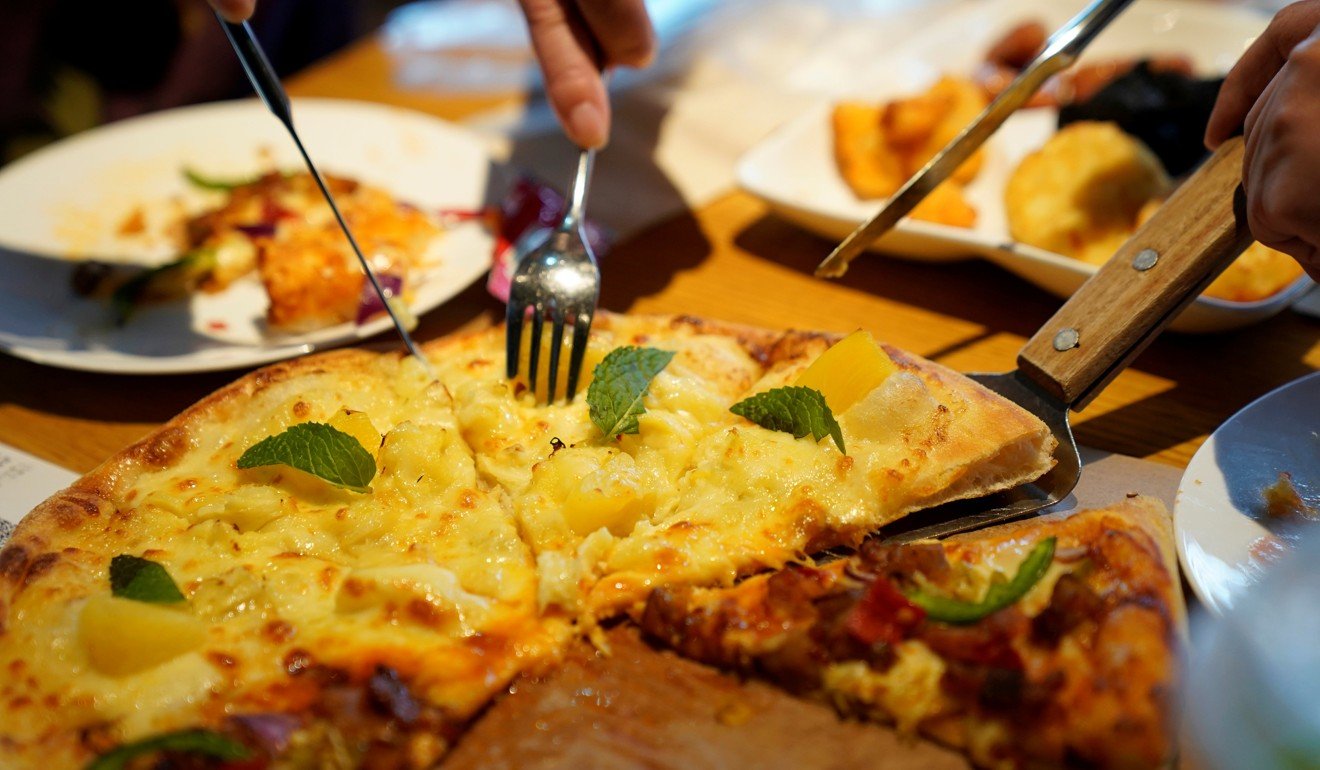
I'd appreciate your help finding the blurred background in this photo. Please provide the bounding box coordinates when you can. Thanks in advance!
[3,0,1292,166]
[1,0,405,163]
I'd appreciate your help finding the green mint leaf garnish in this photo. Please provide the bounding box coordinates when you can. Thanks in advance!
[237,422,376,493]
[182,167,261,191]
[587,346,676,438]
[86,728,249,770]
[109,555,186,604]
[904,537,1056,624]
[729,386,846,454]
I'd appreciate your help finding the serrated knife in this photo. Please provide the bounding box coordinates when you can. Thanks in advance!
[815,0,1136,278]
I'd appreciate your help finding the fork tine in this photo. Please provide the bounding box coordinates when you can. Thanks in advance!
[505,299,525,380]
[546,307,566,404]
[565,308,593,400]
[527,303,545,395]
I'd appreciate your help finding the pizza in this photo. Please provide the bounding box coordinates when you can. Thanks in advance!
[75,170,443,332]
[640,497,1185,769]
[0,314,1058,769]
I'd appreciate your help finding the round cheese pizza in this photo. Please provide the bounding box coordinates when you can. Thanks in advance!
[0,314,1059,769]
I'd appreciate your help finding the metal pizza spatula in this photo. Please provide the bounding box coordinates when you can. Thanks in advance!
[879,137,1251,542]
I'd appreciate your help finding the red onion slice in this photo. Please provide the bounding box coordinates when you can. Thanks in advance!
[235,222,278,238]
[229,713,301,755]
[487,175,612,303]
[355,272,405,326]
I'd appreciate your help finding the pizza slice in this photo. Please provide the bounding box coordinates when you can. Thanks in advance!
[639,498,1184,770]
[426,314,1057,616]
[0,350,565,770]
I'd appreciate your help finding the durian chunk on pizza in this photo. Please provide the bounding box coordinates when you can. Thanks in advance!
[0,313,1054,768]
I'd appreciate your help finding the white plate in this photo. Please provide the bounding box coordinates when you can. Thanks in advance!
[1175,372,1320,616]
[0,98,494,374]
[737,0,1314,332]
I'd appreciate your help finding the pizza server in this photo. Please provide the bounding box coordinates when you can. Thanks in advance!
[816,0,1255,541]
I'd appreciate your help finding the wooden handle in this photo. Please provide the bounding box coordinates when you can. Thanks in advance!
[1017,136,1251,409]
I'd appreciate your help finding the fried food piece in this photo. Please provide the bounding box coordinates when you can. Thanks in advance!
[1005,121,1170,262]
[898,76,988,182]
[832,76,987,228]
[1203,242,1307,302]
[1263,472,1318,522]
[258,186,435,332]
[910,180,977,228]
[985,21,1047,70]
[832,102,905,199]
[257,225,364,332]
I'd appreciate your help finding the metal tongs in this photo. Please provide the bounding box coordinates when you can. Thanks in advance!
[216,16,433,374]
[817,0,1137,278]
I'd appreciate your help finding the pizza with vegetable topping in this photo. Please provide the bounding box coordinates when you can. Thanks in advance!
[641,497,1185,769]
[74,170,443,332]
[0,313,1059,769]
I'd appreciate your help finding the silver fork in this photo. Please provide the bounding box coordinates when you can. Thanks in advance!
[504,139,603,403]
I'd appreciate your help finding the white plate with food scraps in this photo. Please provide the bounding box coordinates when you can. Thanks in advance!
[0,98,494,374]
[737,0,1315,332]
[1175,371,1320,616]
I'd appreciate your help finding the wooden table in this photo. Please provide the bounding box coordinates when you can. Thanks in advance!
[1,36,1317,477]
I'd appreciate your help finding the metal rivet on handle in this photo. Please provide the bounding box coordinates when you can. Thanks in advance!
[1053,328,1080,352]
[1132,248,1159,271]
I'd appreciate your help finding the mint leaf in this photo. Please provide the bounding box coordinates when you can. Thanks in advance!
[109,555,185,604]
[237,422,376,493]
[86,729,249,770]
[587,346,676,438]
[729,386,846,454]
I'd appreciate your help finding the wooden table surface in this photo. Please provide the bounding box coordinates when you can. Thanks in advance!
[1,36,1317,477]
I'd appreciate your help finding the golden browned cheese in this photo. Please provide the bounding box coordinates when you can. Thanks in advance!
[0,314,1055,768]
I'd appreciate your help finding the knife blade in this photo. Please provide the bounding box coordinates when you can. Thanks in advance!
[815,0,1136,278]
[217,15,434,374]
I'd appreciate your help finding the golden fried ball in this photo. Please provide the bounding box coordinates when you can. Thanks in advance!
[1005,121,1170,263]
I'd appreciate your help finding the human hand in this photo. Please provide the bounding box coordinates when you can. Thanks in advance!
[1206,0,1320,281]
[209,0,255,23]
[517,0,656,148]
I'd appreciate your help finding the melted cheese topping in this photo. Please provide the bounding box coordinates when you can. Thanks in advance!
[0,317,1051,768]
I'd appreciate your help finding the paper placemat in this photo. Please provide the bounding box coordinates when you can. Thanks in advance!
[0,443,78,546]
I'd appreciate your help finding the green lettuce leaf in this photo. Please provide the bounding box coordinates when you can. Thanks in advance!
[587,346,676,438]
[729,386,845,454]
[237,422,376,493]
[109,555,185,604]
